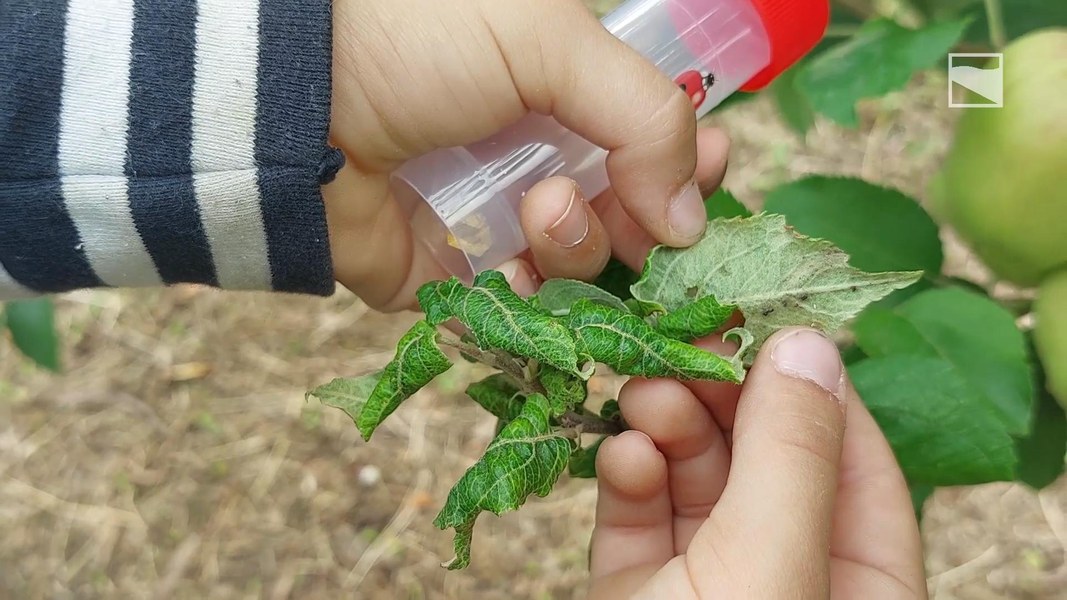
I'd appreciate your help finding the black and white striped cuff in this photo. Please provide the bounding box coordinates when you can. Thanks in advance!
[0,0,340,297]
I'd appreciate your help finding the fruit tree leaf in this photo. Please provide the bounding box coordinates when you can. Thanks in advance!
[771,62,816,135]
[918,0,1067,46]
[357,321,452,440]
[796,19,970,126]
[539,366,588,417]
[4,299,60,371]
[910,483,934,522]
[1016,384,1066,490]
[417,271,585,378]
[599,399,621,421]
[654,296,737,342]
[308,372,382,424]
[465,374,524,422]
[434,394,574,569]
[1015,354,1067,490]
[850,356,1017,485]
[704,189,752,220]
[567,299,742,383]
[631,214,921,362]
[568,436,606,479]
[535,279,629,316]
[853,287,1033,435]
[764,176,943,274]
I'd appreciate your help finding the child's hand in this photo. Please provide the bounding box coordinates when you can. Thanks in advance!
[322,0,729,310]
[589,329,927,599]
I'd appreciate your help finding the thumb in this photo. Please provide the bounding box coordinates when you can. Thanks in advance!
[687,328,847,597]
[483,0,706,247]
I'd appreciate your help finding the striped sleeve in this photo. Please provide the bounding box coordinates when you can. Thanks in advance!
[0,0,343,299]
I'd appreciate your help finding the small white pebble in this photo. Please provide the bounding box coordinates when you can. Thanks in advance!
[300,472,318,497]
[357,465,381,487]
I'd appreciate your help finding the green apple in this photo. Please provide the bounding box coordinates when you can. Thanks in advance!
[1035,269,1067,409]
[931,28,1067,287]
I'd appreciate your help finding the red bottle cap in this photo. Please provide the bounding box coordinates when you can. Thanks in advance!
[740,0,830,91]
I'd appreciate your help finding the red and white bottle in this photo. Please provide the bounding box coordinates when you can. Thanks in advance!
[392,0,830,279]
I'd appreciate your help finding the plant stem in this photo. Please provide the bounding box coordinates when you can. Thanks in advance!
[983,0,1007,50]
[560,411,625,436]
[437,335,544,395]
[438,334,625,435]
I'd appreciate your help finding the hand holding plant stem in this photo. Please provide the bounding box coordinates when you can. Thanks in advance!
[589,329,925,598]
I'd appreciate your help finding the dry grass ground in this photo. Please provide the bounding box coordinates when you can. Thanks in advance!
[2,3,1066,597]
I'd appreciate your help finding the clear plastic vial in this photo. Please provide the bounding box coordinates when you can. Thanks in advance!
[392,0,829,280]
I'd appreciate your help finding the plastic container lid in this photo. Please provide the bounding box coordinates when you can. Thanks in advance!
[738,0,830,90]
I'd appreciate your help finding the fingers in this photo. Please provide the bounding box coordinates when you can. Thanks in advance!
[829,379,927,598]
[687,328,847,597]
[519,177,611,281]
[323,163,448,311]
[618,378,731,553]
[484,0,705,248]
[324,162,540,310]
[591,128,732,271]
[589,431,675,582]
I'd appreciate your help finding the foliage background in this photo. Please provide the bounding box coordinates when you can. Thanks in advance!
[2,0,1067,598]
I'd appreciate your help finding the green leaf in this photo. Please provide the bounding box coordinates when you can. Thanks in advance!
[308,372,382,424]
[539,366,588,417]
[632,214,921,362]
[850,356,1017,485]
[704,189,752,220]
[771,62,815,134]
[853,287,1033,435]
[434,394,574,569]
[358,321,452,440]
[910,483,935,522]
[599,399,621,421]
[535,279,629,316]
[796,19,971,126]
[654,296,737,342]
[593,259,639,302]
[4,299,60,371]
[567,300,742,383]
[1015,362,1067,490]
[923,0,1067,46]
[764,176,943,274]
[466,374,525,422]
[417,271,585,378]
[568,436,606,479]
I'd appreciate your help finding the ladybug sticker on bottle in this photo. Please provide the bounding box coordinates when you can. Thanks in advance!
[675,70,716,109]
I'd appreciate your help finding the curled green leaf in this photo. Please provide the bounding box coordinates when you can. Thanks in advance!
[417,271,586,378]
[358,321,452,440]
[434,394,574,569]
[632,214,921,363]
[307,372,382,424]
[654,295,737,341]
[539,366,588,417]
[567,300,742,383]
[568,436,606,479]
[466,374,524,422]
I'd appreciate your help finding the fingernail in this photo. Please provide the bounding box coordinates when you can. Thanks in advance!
[771,329,844,403]
[668,180,707,241]
[544,184,589,248]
